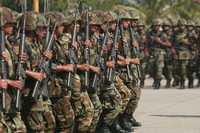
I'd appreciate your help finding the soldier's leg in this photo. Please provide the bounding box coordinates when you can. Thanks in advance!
[179,60,188,89]
[6,112,27,133]
[0,112,11,133]
[53,95,74,133]
[97,83,122,133]
[87,92,102,133]
[113,75,134,132]
[154,59,164,89]
[72,74,94,133]
[25,97,46,132]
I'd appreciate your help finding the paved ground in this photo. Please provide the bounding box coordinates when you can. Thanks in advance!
[134,80,200,133]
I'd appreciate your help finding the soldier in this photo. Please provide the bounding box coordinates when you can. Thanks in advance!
[95,14,124,133]
[186,21,198,88]
[162,21,173,88]
[174,20,191,89]
[20,12,56,132]
[85,12,103,133]
[148,19,171,89]
[136,21,148,88]
[115,16,141,131]
[0,7,26,133]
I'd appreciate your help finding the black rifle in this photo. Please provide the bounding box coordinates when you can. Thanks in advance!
[15,0,27,110]
[84,10,90,88]
[31,23,57,100]
[91,23,109,89]
[129,26,141,79]
[0,11,7,111]
[67,12,78,88]
[107,18,120,82]
[120,24,133,81]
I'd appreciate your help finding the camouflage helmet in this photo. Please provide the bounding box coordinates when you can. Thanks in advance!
[152,19,162,26]
[89,11,103,25]
[186,20,194,26]
[19,11,37,31]
[0,7,16,26]
[36,14,47,27]
[46,12,67,26]
[177,19,187,26]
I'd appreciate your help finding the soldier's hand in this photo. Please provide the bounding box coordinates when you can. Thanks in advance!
[124,58,131,65]
[2,51,9,62]
[43,50,53,60]
[106,61,115,68]
[130,58,140,65]
[123,37,128,43]
[20,53,28,63]
[7,80,24,90]
[53,64,74,72]
[89,65,100,74]
[0,79,8,89]
[84,39,92,47]
[25,70,46,81]
[78,64,90,71]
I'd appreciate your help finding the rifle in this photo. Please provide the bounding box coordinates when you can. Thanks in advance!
[120,24,133,81]
[91,23,109,89]
[0,10,7,112]
[31,23,57,100]
[107,18,120,82]
[67,11,78,88]
[83,10,90,88]
[15,0,27,110]
[129,25,141,79]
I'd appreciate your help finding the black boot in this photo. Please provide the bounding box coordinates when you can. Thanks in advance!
[188,79,194,88]
[140,80,144,88]
[96,123,111,133]
[179,80,185,89]
[118,114,134,132]
[154,79,161,89]
[111,115,133,133]
[129,117,142,127]
[165,80,171,88]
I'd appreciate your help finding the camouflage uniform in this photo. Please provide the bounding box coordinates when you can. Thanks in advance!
[0,7,26,133]
[148,20,166,89]
[22,13,55,132]
[174,20,191,89]
[50,33,75,133]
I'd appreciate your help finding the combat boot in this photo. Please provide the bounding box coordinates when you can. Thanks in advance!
[129,117,142,127]
[140,80,144,88]
[179,80,185,89]
[188,79,194,88]
[172,80,179,87]
[165,80,171,88]
[154,79,161,89]
[117,114,134,132]
[96,122,111,133]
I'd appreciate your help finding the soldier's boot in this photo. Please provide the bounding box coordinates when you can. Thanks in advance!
[180,80,185,89]
[96,123,111,133]
[114,114,134,132]
[154,79,161,89]
[172,80,179,87]
[165,80,171,88]
[111,119,132,133]
[140,80,144,88]
[129,117,142,127]
[188,79,194,88]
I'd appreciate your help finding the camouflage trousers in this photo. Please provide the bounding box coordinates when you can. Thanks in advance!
[72,74,94,133]
[119,78,141,116]
[25,97,56,133]
[88,92,102,133]
[6,112,27,133]
[0,112,11,133]
[177,60,189,81]
[114,75,131,112]
[53,95,75,133]
[99,83,122,126]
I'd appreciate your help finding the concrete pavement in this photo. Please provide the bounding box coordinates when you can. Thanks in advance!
[134,88,200,133]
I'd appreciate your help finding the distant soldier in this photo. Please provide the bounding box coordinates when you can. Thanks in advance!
[174,20,191,89]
